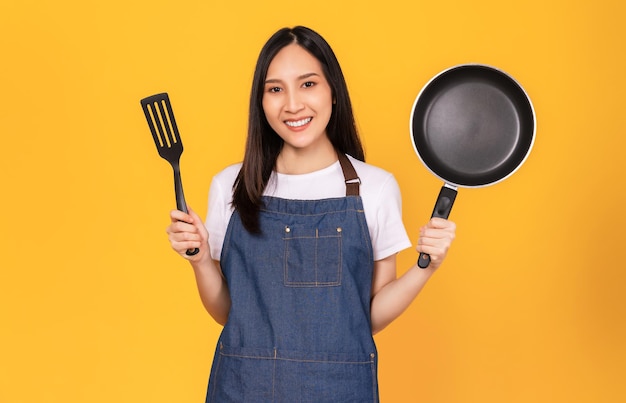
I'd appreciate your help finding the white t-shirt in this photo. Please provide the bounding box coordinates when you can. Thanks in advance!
[206,154,412,262]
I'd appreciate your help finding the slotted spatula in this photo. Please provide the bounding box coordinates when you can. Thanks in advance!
[140,92,199,256]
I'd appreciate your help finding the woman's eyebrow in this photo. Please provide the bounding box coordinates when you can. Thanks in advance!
[264,72,320,84]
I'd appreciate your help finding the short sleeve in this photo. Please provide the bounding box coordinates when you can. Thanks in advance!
[369,174,412,261]
[205,166,240,261]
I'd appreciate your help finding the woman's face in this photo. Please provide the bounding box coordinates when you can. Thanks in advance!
[262,44,333,154]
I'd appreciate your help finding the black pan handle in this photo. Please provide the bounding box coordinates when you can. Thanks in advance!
[173,165,200,256]
[417,185,457,268]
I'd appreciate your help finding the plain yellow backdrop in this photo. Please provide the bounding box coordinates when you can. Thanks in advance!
[1,0,624,402]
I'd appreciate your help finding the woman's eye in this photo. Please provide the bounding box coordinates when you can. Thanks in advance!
[268,87,281,93]
[303,81,315,88]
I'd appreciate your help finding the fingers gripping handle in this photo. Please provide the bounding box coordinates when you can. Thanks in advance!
[173,166,199,256]
[417,185,457,268]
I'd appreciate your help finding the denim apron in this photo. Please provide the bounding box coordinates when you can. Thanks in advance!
[206,154,379,402]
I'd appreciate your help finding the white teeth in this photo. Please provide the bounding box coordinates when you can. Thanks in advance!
[285,118,312,127]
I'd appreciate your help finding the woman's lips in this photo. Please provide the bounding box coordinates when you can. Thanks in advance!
[285,117,312,128]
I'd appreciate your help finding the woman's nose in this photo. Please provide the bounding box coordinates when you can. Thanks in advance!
[285,91,304,113]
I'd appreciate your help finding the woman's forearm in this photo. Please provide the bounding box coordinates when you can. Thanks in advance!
[370,265,436,335]
[190,259,231,325]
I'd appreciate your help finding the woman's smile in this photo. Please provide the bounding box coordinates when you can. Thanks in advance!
[285,117,312,129]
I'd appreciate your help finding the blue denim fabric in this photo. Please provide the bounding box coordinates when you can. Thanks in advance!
[206,192,378,402]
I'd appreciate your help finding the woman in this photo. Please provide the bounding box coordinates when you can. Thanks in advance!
[167,26,456,402]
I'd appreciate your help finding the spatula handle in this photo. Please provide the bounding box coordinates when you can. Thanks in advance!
[173,164,199,256]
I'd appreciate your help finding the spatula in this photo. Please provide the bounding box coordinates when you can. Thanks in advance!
[140,92,199,256]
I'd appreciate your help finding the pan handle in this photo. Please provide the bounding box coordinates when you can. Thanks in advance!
[418,184,457,268]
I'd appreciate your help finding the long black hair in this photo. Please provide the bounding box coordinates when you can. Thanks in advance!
[232,26,365,233]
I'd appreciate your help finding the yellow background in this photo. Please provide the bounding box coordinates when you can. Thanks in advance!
[1,0,624,402]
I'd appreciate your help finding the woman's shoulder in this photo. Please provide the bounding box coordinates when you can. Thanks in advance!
[212,162,242,188]
[346,154,403,207]
[347,155,395,184]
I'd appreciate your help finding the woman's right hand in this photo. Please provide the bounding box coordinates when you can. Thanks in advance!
[166,207,210,262]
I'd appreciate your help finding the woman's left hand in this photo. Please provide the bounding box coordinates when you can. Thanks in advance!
[416,217,456,269]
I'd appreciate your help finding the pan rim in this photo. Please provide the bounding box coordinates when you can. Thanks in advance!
[409,63,537,188]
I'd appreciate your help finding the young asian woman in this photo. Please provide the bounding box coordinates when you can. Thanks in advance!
[166,26,456,402]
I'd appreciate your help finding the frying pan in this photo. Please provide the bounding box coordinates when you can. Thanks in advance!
[410,64,536,268]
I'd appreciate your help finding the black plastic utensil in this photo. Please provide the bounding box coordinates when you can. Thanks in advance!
[140,92,199,256]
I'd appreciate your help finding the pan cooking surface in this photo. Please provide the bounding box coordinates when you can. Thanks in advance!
[411,65,535,187]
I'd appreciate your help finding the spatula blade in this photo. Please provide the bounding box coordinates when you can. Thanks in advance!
[140,92,183,160]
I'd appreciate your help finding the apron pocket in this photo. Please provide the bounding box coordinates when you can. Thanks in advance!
[212,345,377,403]
[283,225,342,287]
[209,344,276,403]
[273,350,377,402]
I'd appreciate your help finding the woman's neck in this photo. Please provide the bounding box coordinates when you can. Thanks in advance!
[275,141,338,175]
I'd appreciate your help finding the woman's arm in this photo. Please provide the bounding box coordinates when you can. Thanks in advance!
[370,217,456,335]
[190,258,231,325]
[167,208,231,325]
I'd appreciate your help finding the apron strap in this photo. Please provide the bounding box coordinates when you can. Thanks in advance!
[337,153,360,196]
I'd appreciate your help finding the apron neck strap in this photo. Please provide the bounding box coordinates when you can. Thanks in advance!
[337,153,360,196]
